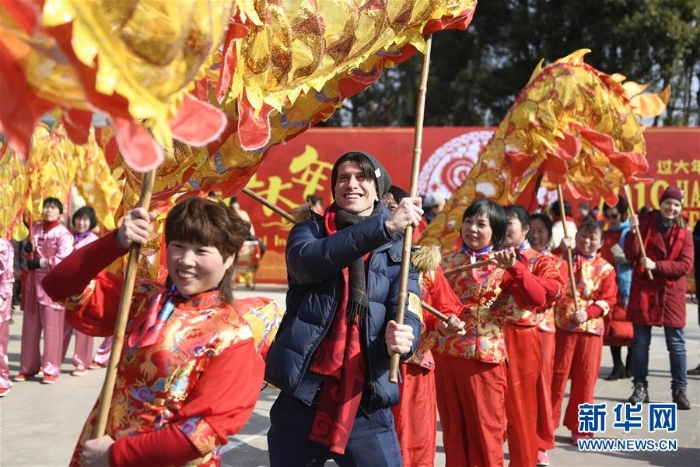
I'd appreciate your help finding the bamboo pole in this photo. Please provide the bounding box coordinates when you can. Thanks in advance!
[242,187,296,224]
[623,185,653,280]
[556,185,580,312]
[421,300,448,322]
[442,258,494,277]
[93,170,156,438]
[388,35,432,384]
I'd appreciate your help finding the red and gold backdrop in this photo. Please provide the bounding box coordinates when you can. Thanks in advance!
[240,126,699,284]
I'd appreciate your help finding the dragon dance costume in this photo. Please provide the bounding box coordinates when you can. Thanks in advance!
[551,251,617,439]
[502,243,564,466]
[435,245,559,467]
[43,232,264,466]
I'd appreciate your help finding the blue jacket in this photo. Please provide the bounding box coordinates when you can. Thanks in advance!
[264,207,423,412]
[610,220,633,306]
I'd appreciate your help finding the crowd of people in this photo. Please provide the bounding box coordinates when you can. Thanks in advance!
[265,155,695,467]
[0,149,696,467]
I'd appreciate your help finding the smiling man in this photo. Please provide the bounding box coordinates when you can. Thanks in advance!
[265,150,425,466]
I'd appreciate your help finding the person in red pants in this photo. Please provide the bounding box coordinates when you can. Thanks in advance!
[551,220,617,443]
[528,212,561,465]
[382,187,465,467]
[391,245,465,467]
[436,199,561,467]
[502,206,565,467]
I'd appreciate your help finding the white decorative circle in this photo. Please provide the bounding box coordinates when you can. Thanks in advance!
[418,130,494,198]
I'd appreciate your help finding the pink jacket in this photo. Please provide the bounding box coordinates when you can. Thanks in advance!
[26,222,74,308]
[0,238,14,320]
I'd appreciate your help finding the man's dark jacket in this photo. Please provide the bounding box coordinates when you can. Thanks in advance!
[265,207,423,412]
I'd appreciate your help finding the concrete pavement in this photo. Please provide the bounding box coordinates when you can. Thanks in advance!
[0,284,698,466]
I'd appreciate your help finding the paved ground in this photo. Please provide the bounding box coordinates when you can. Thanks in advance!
[0,284,698,466]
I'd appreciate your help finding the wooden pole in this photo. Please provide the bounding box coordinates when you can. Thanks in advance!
[442,258,494,277]
[556,185,580,312]
[242,187,296,224]
[421,300,449,322]
[93,170,156,438]
[389,35,432,383]
[623,185,653,280]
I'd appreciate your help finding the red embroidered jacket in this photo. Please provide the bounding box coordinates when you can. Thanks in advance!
[43,233,264,467]
[504,247,565,327]
[553,252,617,336]
[437,248,560,363]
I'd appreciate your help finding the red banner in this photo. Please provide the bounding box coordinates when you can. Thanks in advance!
[237,127,699,284]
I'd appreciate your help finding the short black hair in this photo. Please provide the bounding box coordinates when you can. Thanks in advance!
[577,219,604,239]
[603,195,628,217]
[72,206,97,230]
[306,195,323,205]
[529,213,553,239]
[504,204,530,229]
[43,197,63,214]
[462,199,507,249]
[387,185,409,204]
[550,199,572,217]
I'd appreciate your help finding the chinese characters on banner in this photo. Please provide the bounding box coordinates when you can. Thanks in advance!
[240,127,699,283]
[629,128,700,228]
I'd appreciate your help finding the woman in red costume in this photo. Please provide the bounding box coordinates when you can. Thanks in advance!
[391,247,466,466]
[383,186,466,467]
[551,221,617,443]
[502,206,565,467]
[527,212,562,466]
[43,197,265,467]
[435,199,562,467]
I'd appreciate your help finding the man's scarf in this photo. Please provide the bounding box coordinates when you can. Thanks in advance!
[334,206,378,327]
[307,203,380,454]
